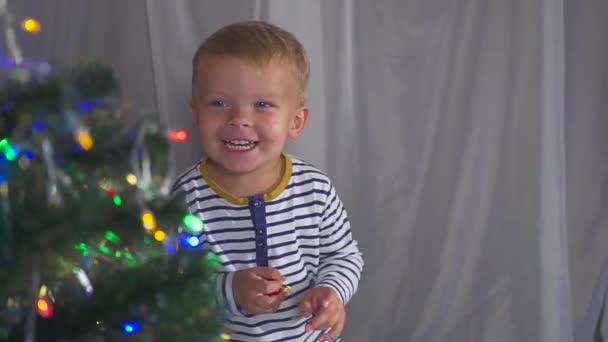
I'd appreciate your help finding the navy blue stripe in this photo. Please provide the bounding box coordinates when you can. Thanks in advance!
[205,215,251,224]
[269,248,300,260]
[184,184,211,195]
[304,330,323,342]
[267,200,325,216]
[291,161,312,166]
[318,278,346,303]
[327,270,355,297]
[229,310,308,337]
[320,213,347,233]
[341,257,364,275]
[322,199,341,224]
[267,213,322,228]
[208,237,254,246]
[320,214,347,238]
[321,192,338,218]
[189,193,221,206]
[207,226,253,235]
[226,313,295,328]
[320,240,356,258]
[321,216,348,237]
[222,259,256,266]
[286,177,329,190]
[276,253,319,271]
[200,204,250,212]
[291,169,327,178]
[318,260,361,282]
[330,259,362,281]
[320,228,352,249]
[269,228,320,241]
[215,248,256,256]
[267,188,330,206]
[172,174,203,193]
[283,262,319,279]
[171,164,199,191]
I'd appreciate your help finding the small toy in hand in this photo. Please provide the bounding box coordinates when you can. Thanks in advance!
[268,285,292,296]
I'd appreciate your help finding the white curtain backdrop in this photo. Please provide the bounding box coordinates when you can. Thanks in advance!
[6,0,608,341]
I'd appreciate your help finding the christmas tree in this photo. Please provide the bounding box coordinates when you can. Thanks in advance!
[0,10,222,342]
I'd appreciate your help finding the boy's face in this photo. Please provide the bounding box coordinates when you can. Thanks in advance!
[191,56,309,177]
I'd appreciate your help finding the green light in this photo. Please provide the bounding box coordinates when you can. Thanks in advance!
[112,195,122,206]
[105,230,121,244]
[76,243,89,256]
[4,147,17,161]
[72,267,80,274]
[125,252,134,260]
[205,252,221,268]
[99,246,110,254]
[115,251,122,258]
[0,138,8,150]
[183,214,204,233]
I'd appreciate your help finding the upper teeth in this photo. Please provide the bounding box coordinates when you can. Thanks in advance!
[225,140,254,146]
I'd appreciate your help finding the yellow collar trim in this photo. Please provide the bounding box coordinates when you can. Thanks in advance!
[199,153,292,205]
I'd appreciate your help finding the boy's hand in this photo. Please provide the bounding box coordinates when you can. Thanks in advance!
[232,267,288,314]
[299,287,345,341]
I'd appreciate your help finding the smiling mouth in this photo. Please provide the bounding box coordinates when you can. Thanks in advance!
[223,139,259,151]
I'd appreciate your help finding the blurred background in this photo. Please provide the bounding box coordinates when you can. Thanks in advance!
[3,0,607,341]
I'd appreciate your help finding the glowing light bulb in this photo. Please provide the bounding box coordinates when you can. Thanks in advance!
[183,214,204,233]
[142,211,157,230]
[125,173,137,185]
[122,321,141,334]
[22,18,41,34]
[76,130,94,151]
[113,195,122,206]
[36,298,53,318]
[187,235,200,247]
[154,230,166,242]
[170,129,189,142]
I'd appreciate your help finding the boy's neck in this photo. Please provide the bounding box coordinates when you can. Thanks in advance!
[205,155,285,199]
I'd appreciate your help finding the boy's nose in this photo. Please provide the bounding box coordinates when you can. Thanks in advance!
[227,108,253,127]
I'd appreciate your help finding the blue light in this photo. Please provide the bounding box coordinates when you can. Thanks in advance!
[187,236,201,247]
[25,150,34,160]
[122,321,141,334]
[80,101,93,112]
[32,121,47,131]
[180,234,202,248]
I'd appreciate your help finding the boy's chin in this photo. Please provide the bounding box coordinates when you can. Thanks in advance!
[211,155,283,176]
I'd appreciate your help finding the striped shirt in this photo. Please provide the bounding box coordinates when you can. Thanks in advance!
[172,153,363,341]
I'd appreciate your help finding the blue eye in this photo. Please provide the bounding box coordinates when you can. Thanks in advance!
[209,100,227,107]
[255,101,273,108]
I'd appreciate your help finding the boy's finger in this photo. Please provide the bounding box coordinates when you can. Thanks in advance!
[299,297,313,315]
[319,318,345,341]
[306,307,333,331]
[252,279,282,294]
[263,291,287,310]
[253,267,286,281]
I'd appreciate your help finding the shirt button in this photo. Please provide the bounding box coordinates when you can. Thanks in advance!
[258,229,264,234]
[257,241,264,247]
[254,200,262,208]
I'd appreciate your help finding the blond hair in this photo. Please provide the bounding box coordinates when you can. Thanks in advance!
[191,21,310,103]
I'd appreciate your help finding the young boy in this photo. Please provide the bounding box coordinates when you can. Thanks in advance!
[172,21,363,341]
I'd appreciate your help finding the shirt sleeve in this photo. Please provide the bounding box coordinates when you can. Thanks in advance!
[215,271,249,318]
[314,183,363,304]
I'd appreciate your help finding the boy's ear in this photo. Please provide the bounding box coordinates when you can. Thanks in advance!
[288,105,310,139]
